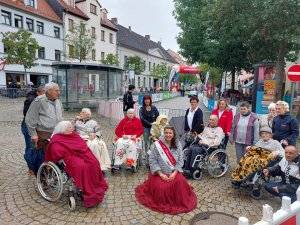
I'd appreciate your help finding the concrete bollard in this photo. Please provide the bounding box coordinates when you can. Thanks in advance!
[281,196,291,211]
[238,217,249,225]
[262,204,273,222]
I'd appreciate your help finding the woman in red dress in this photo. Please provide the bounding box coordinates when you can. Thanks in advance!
[45,121,108,208]
[211,99,233,148]
[135,126,197,214]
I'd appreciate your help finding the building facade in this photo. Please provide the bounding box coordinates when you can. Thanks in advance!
[0,0,64,87]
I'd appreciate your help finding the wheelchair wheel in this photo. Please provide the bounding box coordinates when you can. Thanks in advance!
[192,169,203,180]
[251,189,262,200]
[68,196,76,211]
[207,149,229,178]
[36,162,63,202]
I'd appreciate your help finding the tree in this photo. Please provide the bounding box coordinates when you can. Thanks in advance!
[65,21,95,62]
[199,63,222,87]
[125,55,145,75]
[179,74,199,85]
[150,62,168,80]
[1,29,39,84]
[100,53,119,66]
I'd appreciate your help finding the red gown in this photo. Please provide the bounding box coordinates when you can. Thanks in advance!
[45,131,108,207]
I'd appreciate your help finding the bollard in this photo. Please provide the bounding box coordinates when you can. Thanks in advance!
[262,204,273,222]
[282,196,291,211]
[297,187,300,201]
[238,217,249,225]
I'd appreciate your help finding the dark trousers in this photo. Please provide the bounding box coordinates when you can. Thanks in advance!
[264,182,297,203]
[21,126,34,170]
[185,144,206,172]
[223,135,229,149]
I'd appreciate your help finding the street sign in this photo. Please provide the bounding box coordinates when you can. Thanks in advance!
[287,64,300,82]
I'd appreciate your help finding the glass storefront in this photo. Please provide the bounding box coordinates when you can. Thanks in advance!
[52,62,122,109]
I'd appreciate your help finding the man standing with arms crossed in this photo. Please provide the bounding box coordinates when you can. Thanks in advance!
[25,82,63,173]
[123,84,137,117]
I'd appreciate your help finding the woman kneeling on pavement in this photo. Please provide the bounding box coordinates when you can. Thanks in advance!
[231,127,284,189]
[45,121,108,208]
[135,126,197,214]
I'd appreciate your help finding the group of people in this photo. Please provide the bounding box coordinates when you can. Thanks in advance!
[21,82,299,215]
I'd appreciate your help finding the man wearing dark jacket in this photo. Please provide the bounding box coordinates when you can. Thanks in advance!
[263,146,300,203]
[123,84,137,117]
[21,85,45,174]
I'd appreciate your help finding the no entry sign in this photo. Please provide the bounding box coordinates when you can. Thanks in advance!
[287,64,300,82]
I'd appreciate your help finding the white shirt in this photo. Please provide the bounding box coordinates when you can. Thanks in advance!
[187,107,198,130]
[218,110,224,118]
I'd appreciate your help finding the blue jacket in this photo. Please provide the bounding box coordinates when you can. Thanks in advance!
[184,108,204,134]
[272,113,299,146]
[139,106,159,128]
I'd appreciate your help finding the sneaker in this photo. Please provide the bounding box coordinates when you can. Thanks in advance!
[28,169,34,175]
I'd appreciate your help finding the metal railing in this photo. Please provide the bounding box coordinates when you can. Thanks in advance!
[0,87,34,99]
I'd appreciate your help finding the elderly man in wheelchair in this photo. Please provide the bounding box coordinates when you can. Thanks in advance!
[37,121,108,211]
[231,126,284,199]
[183,115,228,180]
[111,108,144,173]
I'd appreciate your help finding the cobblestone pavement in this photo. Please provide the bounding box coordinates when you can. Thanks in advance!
[0,96,281,225]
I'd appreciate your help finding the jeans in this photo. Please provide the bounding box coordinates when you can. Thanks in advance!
[185,144,206,173]
[143,127,151,154]
[21,126,34,170]
[264,182,297,203]
[235,143,247,164]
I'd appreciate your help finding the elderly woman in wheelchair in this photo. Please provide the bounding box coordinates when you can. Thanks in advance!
[184,115,228,180]
[112,108,144,172]
[37,121,108,210]
[231,126,284,199]
[73,108,111,171]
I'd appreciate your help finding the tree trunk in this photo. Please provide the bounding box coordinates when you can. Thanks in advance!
[231,68,236,89]
[274,40,286,101]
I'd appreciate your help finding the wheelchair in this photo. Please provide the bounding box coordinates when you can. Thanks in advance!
[111,137,143,173]
[183,136,229,180]
[232,158,281,200]
[36,160,79,211]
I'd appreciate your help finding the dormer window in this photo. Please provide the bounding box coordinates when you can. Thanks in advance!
[90,4,97,15]
[27,0,35,8]
[68,0,75,7]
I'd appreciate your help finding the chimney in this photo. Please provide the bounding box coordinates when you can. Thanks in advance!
[128,26,131,32]
[111,17,118,24]
[158,41,161,45]
[145,35,150,40]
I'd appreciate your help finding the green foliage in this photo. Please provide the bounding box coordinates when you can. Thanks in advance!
[100,53,119,66]
[125,55,145,75]
[179,73,199,85]
[1,29,39,69]
[65,21,95,62]
[150,62,168,79]
[199,63,222,87]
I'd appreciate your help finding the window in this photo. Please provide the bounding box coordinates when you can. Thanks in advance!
[138,77,141,87]
[101,52,105,61]
[80,24,85,35]
[3,43,8,53]
[69,45,74,58]
[124,56,128,65]
[36,21,44,34]
[1,10,11,26]
[54,27,60,38]
[27,0,35,8]
[26,18,34,31]
[55,50,61,61]
[153,63,156,69]
[109,33,113,44]
[149,62,151,71]
[92,49,96,61]
[68,19,74,31]
[29,45,36,57]
[101,30,105,41]
[14,14,23,28]
[143,77,146,86]
[143,60,146,70]
[38,47,45,59]
[90,4,97,14]
[91,27,96,38]
[68,0,75,7]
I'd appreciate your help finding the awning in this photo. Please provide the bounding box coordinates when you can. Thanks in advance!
[241,80,253,89]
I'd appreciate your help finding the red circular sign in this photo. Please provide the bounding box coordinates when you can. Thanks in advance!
[287,64,300,82]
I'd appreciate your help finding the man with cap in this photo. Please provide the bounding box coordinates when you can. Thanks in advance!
[263,145,300,203]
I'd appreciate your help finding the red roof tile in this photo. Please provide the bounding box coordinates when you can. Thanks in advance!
[0,0,62,23]
[101,18,118,31]
[56,0,89,20]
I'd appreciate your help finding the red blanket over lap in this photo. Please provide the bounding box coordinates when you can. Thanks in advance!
[45,131,108,207]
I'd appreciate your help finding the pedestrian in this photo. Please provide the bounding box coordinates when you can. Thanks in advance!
[123,84,137,117]
[230,102,259,164]
[25,82,63,174]
[139,95,159,153]
[184,96,204,136]
[263,145,300,203]
[21,85,45,174]
[211,99,233,149]
[89,83,94,97]
[258,103,276,129]
[272,100,299,147]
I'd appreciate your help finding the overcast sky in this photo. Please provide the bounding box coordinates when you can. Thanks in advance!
[101,0,181,52]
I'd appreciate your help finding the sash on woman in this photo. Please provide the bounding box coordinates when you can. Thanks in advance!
[154,140,177,170]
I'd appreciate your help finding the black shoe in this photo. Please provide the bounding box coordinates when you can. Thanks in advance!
[231,181,240,189]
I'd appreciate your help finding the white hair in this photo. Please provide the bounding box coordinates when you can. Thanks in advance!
[127,108,135,114]
[45,82,59,92]
[276,100,289,112]
[268,103,276,110]
[81,108,91,118]
[210,114,219,121]
[52,121,72,137]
